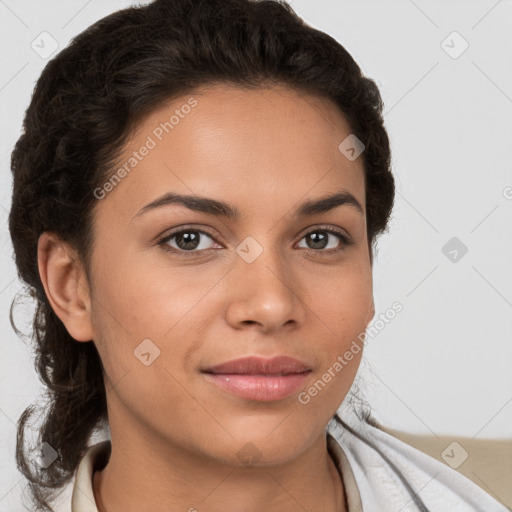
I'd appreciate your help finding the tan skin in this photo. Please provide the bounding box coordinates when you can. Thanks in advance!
[38,83,375,512]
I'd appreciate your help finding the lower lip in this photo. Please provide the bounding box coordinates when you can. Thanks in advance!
[202,372,311,401]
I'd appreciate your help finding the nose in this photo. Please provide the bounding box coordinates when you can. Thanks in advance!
[224,239,305,334]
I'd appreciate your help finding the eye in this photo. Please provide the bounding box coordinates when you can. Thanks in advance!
[158,226,220,257]
[157,225,353,257]
[296,226,352,254]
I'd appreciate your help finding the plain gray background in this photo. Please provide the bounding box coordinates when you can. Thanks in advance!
[1,0,511,509]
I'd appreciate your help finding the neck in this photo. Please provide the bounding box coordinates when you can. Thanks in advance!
[92,417,347,512]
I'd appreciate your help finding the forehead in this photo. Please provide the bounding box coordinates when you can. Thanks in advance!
[95,83,366,222]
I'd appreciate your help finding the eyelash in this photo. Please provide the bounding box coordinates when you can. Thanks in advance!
[156,225,353,258]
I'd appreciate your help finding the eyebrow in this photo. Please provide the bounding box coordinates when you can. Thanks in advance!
[133,190,364,220]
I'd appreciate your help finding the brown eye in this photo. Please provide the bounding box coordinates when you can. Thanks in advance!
[296,227,352,253]
[158,227,220,256]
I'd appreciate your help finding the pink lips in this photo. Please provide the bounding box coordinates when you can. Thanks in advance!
[202,356,312,402]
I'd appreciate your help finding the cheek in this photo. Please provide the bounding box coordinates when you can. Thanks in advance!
[87,249,217,388]
[87,259,195,428]
[90,246,204,337]
[302,265,372,393]
[307,262,373,341]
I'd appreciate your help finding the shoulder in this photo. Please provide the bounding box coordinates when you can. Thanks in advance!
[328,413,509,512]
[49,440,111,512]
[383,427,512,509]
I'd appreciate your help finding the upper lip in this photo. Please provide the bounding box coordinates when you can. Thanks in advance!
[202,356,312,375]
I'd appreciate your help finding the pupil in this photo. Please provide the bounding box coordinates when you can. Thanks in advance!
[177,232,200,250]
[308,231,327,249]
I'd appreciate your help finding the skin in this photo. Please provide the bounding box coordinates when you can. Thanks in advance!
[38,83,375,512]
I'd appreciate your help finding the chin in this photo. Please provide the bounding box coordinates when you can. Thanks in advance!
[209,423,314,467]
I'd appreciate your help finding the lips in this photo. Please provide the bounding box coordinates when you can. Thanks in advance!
[202,355,312,375]
[201,356,312,401]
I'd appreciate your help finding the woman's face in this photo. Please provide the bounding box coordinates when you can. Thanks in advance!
[82,83,374,464]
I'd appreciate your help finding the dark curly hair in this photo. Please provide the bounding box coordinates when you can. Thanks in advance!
[8,0,394,510]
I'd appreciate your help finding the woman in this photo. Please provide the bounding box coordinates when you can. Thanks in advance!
[8,0,507,511]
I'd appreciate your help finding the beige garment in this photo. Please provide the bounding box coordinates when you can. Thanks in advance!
[384,428,512,508]
[70,434,362,511]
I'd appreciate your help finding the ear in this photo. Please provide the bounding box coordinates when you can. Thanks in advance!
[37,232,94,342]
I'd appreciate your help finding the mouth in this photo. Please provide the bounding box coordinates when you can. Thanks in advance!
[201,355,312,401]
[202,355,312,375]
